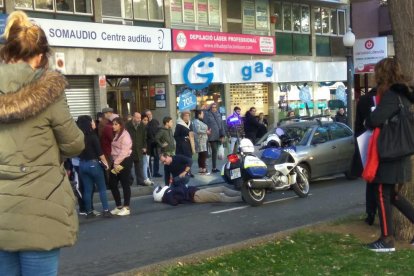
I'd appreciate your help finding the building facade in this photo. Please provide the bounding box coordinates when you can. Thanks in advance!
[1,0,351,125]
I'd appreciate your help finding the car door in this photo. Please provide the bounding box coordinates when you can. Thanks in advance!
[328,123,355,173]
[308,125,339,178]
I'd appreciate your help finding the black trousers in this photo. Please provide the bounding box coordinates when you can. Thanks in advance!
[375,183,414,238]
[366,182,377,215]
[164,164,171,186]
[109,157,133,207]
[133,159,144,186]
[198,151,208,169]
[150,145,160,175]
[209,141,219,169]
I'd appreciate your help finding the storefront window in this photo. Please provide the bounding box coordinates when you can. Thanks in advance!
[274,2,282,31]
[149,0,164,20]
[301,6,309,33]
[282,3,291,31]
[230,83,268,115]
[292,4,300,32]
[15,0,92,14]
[172,0,221,27]
[321,8,330,34]
[176,84,225,112]
[314,7,321,34]
[330,9,337,35]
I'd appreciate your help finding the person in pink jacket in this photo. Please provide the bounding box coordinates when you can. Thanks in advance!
[109,117,133,216]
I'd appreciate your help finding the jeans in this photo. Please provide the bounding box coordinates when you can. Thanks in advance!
[0,249,60,276]
[229,137,238,154]
[79,160,109,212]
[143,154,150,179]
[133,159,144,185]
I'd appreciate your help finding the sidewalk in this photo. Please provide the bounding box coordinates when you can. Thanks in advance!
[92,158,227,203]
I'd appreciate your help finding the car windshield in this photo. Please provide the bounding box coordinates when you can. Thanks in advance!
[256,125,313,146]
[282,126,313,146]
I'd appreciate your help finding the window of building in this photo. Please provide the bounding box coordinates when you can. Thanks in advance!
[314,7,346,36]
[242,0,269,34]
[0,0,4,7]
[274,2,309,34]
[171,0,220,27]
[15,0,92,14]
[132,0,163,21]
[102,0,132,19]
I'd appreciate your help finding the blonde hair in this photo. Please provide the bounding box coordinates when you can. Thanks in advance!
[374,58,406,97]
[0,11,50,68]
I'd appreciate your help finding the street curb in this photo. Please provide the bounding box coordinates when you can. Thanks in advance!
[111,220,332,276]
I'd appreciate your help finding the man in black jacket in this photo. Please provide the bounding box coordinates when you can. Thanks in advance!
[351,87,377,225]
[144,109,162,177]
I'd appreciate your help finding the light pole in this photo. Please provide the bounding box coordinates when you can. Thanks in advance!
[343,28,355,129]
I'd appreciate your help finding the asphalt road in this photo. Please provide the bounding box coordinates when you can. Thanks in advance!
[59,176,365,275]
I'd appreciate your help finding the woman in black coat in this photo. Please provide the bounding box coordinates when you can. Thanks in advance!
[364,58,414,252]
[244,107,262,144]
[174,110,193,158]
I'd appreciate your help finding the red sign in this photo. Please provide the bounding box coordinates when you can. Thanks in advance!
[172,29,275,55]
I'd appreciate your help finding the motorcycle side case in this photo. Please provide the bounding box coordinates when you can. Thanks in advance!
[243,155,267,178]
[221,161,243,189]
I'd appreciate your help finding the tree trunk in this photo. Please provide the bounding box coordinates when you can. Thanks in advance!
[388,0,414,240]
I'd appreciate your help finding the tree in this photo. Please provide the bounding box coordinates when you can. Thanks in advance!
[388,0,414,240]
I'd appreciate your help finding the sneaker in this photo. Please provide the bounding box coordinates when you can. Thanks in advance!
[144,179,154,186]
[79,211,87,216]
[153,173,163,178]
[110,207,123,215]
[86,212,96,219]
[102,210,113,218]
[366,238,395,252]
[117,207,130,216]
[92,210,101,216]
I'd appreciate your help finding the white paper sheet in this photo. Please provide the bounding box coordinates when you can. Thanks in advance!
[357,130,373,168]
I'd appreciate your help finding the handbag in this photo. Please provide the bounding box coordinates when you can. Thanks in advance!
[377,96,414,161]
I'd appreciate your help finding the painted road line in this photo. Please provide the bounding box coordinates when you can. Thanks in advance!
[210,194,312,214]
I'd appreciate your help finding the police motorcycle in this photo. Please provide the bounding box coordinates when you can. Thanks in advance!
[221,129,309,206]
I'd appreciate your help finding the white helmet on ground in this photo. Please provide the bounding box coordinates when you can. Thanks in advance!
[265,134,281,148]
[153,186,169,202]
[239,138,255,153]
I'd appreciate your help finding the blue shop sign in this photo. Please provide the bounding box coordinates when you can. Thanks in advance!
[0,14,8,42]
[178,91,197,111]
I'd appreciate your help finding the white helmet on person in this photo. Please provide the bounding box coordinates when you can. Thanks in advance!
[265,134,281,148]
[239,138,255,153]
[153,185,169,202]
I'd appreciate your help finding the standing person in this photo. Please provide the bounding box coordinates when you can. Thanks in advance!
[364,58,414,252]
[226,106,244,153]
[204,103,225,173]
[351,87,378,225]
[77,115,112,218]
[334,107,347,124]
[126,112,147,186]
[100,107,117,165]
[244,107,261,144]
[155,116,175,186]
[145,109,162,177]
[174,110,194,158]
[0,11,84,274]
[109,117,133,216]
[257,112,268,139]
[192,110,211,175]
[141,114,153,185]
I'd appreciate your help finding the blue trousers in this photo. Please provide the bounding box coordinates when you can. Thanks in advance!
[0,249,60,276]
[79,160,109,212]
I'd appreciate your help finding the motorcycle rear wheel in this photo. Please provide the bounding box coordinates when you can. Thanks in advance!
[292,169,310,198]
[241,181,266,207]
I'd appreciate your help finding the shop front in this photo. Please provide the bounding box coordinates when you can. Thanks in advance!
[31,17,172,120]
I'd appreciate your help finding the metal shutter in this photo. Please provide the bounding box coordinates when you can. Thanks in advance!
[229,83,269,114]
[65,76,95,119]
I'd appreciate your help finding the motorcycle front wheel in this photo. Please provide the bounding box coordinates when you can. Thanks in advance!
[241,181,266,207]
[292,169,310,198]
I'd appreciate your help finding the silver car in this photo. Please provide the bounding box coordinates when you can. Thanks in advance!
[256,121,355,181]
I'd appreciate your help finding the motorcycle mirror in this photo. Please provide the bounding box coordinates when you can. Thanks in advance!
[275,128,285,137]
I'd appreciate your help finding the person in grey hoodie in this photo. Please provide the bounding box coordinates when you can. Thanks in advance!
[155,116,175,185]
[203,103,225,173]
